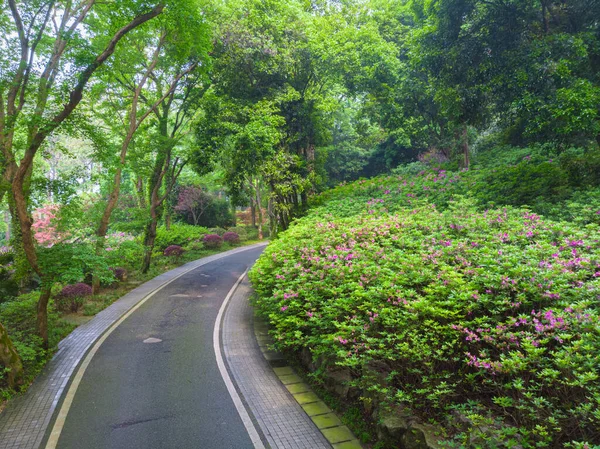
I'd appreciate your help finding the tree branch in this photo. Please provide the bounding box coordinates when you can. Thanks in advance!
[23,3,165,169]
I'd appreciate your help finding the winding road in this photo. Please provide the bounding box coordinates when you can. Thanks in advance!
[52,246,265,449]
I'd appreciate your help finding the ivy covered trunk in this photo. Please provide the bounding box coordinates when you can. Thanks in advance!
[36,285,52,350]
[141,203,159,274]
[93,166,124,294]
[0,322,23,389]
[462,124,470,169]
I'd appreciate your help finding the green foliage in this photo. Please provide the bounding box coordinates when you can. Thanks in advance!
[250,172,600,447]
[227,226,248,241]
[153,224,209,251]
[38,243,113,287]
[197,198,235,228]
[207,227,227,236]
[0,293,74,389]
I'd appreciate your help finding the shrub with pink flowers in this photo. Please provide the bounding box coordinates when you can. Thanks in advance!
[250,179,600,447]
[222,232,240,245]
[202,234,223,249]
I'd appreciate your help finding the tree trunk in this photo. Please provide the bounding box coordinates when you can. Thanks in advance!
[0,321,24,389]
[136,176,147,209]
[141,213,158,274]
[541,1,549,33]
[255,181,263,240]
[8,198,29,292]
[92,166,124,294]
[4,210,10,242]
[231,203,237,226]
[36,285,52,350]
[268,197,276,239]
[250,199,256,227]
[462,125,470,169]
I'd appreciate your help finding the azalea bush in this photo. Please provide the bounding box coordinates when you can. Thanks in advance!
[163,245,185,261]
[250,183,600,447]
[55,283,93,313]
[223,231,240,245]
[154,224,209,251]
[203,234,223,249]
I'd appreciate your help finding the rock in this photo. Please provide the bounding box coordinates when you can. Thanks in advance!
[403,423,443,449]
[376,406,411,441]
[324,367,352,398]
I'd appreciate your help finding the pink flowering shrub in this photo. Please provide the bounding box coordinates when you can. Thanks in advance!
[56,283,92,313]
[250,183,600,446]
[222,232,240,245]
[203,234,222,249]
[31,204,64,246]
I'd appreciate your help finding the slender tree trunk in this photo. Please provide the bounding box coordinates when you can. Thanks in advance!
[462,124,469,169]
[163,159,173,231]
[0,322,23,389]
[250,199,256,227]
[136,176,147,209]
[268,197,276,239]
[36,285,52,350]
[92,166,124,294]
[4,209,10,242]
[255,181,263,240]
[306,143,315,196]
[541,1,549,33]
[141,209,159,274]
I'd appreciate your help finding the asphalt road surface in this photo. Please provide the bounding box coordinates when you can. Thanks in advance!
[55,246,265,449]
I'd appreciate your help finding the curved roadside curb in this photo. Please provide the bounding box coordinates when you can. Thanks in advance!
[221,275,333,449]
[0,242,268,449]
[253,321,363,449]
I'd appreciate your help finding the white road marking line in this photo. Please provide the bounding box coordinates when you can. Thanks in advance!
[44,243,267,449]
[213,270,266,449]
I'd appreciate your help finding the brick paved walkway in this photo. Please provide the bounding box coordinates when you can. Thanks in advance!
[221,276,332,449]
[0,243,267,449]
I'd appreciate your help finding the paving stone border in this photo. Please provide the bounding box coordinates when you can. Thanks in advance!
[0,242,268,449]
[253,313,363,449]
[222,276,333,449]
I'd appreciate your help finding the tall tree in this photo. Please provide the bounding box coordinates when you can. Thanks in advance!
[0,1,164,355]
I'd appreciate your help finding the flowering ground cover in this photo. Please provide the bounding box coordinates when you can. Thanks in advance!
[250,173,600,447]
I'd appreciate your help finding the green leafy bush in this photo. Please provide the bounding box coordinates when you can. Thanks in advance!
[0,293,75,389]
[208,227,227,236]
[154,224,209,251]
[228,226,249,241]
[251,177,600,447]
[38,242,113,286]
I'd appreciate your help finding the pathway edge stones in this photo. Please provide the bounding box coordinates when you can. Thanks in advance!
[222,275,336,449]
[253,316,364,449]
[0,242,268,449]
